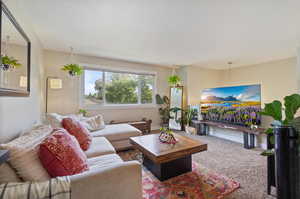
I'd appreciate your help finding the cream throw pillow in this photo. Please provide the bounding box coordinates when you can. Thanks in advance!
[0,125,53,181]
[46,113,82,128]
[81,114,106,132]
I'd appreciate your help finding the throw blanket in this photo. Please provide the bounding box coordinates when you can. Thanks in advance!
[0,177,71,199]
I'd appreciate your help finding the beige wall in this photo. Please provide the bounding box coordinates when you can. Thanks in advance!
[0,0,45,143]
[178,66,222,106]
[182,57,298,108]
[44,50,172,129]
[182,57,298,148]
[219,58,298,105]
[218,58,298,128]
[184,57,298,122]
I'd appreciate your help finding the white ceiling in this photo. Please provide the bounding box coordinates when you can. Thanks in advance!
[21,0,300,69]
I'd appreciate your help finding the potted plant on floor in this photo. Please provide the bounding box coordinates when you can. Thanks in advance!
[156,94,173,127]
[173,107,198,134]
[260,94,300,199]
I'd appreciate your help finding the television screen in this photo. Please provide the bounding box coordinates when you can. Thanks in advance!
[200,84,261,126]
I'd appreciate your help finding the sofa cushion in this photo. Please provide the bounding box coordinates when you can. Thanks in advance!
[62,118,92,151]
[0,125,52,181]
[87,154,123,170]
[85,137,116,158]
[39,129,89,177]
[90,124,142,141]
[0,163,21,183]
[81,114,106,132]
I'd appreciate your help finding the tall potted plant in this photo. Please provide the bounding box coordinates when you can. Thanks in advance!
[260,94,300,199]
[156,94,173,127]
[172,107,198,133]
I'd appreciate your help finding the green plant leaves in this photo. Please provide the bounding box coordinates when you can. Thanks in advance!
[265,128,273,135]
[168,75,181,86]
[290,116,300,133]
[284,94,300,125]
[259,94,300,157]
[163,96,170,105]
[2,55,21,68]
[61,64,83,76]
[261,149,274,156]
[260,100,282,122]
[155,94,164,105]
[156,95,171,125]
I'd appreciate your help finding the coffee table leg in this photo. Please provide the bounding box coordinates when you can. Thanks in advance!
[143,155,192,181]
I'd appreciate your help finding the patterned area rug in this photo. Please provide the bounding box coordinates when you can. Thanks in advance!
[118,150,240,199]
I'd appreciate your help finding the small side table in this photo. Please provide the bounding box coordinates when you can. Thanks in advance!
[0,150,9,165]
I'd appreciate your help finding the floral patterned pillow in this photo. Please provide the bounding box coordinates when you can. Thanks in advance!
[39,128,89,177]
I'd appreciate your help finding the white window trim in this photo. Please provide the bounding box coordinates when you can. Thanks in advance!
[79,64,158,110]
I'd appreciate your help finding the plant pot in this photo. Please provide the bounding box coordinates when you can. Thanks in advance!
[185,125,196,134]
[68,71,76,76]
[274,126,300,199]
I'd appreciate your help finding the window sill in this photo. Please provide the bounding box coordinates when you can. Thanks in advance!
[82,104,159,110]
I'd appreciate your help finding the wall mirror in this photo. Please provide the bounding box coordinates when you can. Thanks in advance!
[169,86,183,130]
[0,2,31,96]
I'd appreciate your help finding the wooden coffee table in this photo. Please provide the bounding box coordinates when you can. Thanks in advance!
[129,133,207,181]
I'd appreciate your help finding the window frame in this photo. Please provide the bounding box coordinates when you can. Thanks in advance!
[80,64,158,110]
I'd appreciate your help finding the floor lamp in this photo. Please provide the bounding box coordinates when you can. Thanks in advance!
[46,77,62,113]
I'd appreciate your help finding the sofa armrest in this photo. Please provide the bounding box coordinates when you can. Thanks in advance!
[70,161,142,199]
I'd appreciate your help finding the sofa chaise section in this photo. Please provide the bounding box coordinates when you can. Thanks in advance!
[90,124,142,151]
[85,137,116,158]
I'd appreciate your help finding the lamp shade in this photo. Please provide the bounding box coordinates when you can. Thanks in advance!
[49,78,62,89]
[19,76,27,88]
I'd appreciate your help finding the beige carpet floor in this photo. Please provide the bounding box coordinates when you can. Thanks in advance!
[120,132,276,199]
[182,133,274,199]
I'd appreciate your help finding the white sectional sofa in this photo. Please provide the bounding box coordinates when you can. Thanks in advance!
[0,114,144,199]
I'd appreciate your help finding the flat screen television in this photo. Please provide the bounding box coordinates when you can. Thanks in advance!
[200,84,261,126]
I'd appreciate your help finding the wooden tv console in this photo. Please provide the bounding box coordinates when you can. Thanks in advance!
[191,120,265,149]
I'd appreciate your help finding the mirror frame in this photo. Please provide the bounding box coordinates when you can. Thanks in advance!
[0,1,31,97]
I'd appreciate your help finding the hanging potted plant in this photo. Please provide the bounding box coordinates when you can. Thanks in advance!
[61,63,83,76]
[260,94,300,199]
[168,75,181,87]
[1,55,21,71]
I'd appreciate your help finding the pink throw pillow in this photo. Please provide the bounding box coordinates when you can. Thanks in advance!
[39,128,89,177]
[62,118,92,151]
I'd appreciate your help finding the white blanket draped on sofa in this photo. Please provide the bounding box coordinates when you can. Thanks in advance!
[0,176,71,199]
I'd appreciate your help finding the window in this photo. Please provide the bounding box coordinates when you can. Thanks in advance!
[83,68,155,106]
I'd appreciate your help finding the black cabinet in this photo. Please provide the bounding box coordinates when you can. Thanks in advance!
[267,134,276,195]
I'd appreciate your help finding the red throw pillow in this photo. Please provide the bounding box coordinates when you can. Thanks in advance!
[62,118,92,151]
[39,128,89,177]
